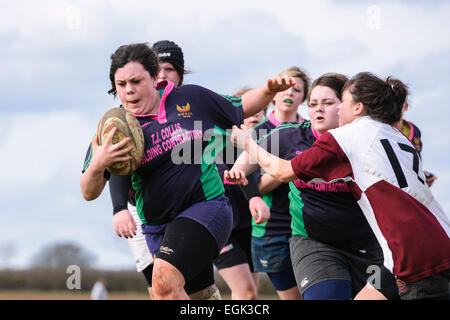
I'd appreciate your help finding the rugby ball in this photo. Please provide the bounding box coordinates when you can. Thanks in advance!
[97,108,144,176]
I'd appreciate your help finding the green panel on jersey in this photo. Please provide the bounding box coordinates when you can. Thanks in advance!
[131,172,148,225]
[219,94,242,107]
[82,143,93,172]
[200,126,227,200]
[252,192,272,238]
[288,182,308,237]
[257,122,310,144]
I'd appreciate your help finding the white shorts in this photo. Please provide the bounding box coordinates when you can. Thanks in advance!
[127,203,153,272]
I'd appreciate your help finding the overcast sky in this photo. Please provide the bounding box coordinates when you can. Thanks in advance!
[1,0,449,270]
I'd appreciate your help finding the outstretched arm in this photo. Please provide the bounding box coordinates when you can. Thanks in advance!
[258,174,282,195]
[224,149,260,186]
[230,125,297,183]
[241,76,295,118]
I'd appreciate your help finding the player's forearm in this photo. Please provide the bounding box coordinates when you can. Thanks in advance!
[80,160,107,201]
[258,174,282,195]
[241,85,273,119]
[233,151,260,176]
[246,139,296,183]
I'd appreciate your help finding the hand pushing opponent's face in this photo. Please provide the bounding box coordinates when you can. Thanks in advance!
[272,76,305,113]
[114,61,159,115]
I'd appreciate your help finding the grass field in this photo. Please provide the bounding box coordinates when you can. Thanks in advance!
[0,290,279,300]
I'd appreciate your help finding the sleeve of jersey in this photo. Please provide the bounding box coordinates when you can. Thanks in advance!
[290,132,353,182]
[81,143,111,180]
[204,87,244,129]
[109,175,131,215]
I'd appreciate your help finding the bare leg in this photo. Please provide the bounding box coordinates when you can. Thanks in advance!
[152,258,190,300]
[147,287,154,299]
[219,263,258,300]
[354,283,388,300]
[252,272,260,291]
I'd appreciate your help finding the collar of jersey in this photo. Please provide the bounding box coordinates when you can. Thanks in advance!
[268,110,304,127]
[154,80,174,124]
[118,80,175,123]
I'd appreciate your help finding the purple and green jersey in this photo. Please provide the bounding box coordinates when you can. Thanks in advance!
[260,121,378,252]
[83,81,243,227]
[131,81,243,225]
[251,111,299,238]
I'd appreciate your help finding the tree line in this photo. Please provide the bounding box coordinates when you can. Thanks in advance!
[0,242,276,295]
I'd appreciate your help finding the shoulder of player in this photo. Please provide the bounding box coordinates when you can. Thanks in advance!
[172,83,207,96]
[404,119,422,138]
[256,121,307,143]
[174,84,241,104]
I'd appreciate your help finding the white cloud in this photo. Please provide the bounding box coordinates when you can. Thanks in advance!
[0,111,98,193]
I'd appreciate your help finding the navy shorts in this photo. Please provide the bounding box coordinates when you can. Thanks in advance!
[141,196,233,259]
[140,196,233,292]
[141,217,216,294]
[214,227,253,271]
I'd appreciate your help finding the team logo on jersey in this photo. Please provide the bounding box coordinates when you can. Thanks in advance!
[177,103,193,118]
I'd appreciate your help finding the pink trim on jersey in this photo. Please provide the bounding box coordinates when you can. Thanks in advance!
[365,180,450,282]
[268,110,304,127]
[268,111,283,127]
[311,126,321,139]
[223,179,236,185]
[155,80,175,124]
[133,113,158,129]
[404,120,414,142]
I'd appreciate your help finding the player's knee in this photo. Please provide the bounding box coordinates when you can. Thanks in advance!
[233,283,258,300]
[243,290,258,300]
[243,284,258,300]
[152,270,171,297]
[152,261,185,298]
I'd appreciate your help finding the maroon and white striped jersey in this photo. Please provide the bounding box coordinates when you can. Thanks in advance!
[290,116,450,282]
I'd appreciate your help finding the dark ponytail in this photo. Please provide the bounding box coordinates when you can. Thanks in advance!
[386,76,409,109]
[342,72,407,124]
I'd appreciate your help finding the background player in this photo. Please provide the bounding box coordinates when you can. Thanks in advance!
[249,66,309,300]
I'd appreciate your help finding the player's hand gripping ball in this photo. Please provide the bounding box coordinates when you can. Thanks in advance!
[97,108,144,176]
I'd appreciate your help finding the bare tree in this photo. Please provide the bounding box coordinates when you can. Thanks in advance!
[30,242,96,269]
[0,243,16,269]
